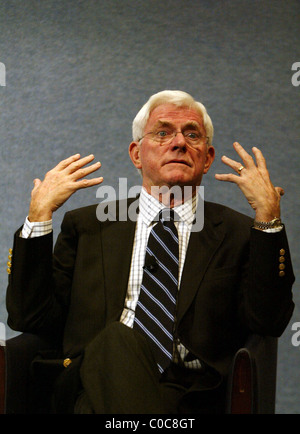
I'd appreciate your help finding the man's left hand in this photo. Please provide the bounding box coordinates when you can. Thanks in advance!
[215,142,284,221]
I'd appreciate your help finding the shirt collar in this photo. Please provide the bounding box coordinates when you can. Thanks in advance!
[138,187,198,227]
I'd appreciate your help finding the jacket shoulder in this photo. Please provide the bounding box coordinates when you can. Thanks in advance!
[204,201,253,230]
[62,197,137,231]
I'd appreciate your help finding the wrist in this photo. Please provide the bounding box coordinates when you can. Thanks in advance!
[28,209,53,222]
[253,217,283,230]
[22,216,53,239]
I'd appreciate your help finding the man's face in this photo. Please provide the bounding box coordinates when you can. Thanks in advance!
[129,104,215,194]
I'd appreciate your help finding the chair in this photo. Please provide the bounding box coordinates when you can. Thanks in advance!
[0,333,54,414]
[226,334,278,414]
[0,332,278,414]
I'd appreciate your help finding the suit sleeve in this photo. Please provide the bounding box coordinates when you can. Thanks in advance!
[6,212,78,341]
[240,226,295,337]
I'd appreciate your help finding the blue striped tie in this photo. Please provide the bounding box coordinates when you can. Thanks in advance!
[134,209,179,374]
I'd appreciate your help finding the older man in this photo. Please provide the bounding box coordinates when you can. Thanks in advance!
[6,90,294,413]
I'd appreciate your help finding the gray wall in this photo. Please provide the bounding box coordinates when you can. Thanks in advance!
[0,0,299,413]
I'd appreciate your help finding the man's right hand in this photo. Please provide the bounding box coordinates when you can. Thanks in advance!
[28,154,103,222]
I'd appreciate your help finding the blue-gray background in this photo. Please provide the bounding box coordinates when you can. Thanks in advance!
[0,0,299,413]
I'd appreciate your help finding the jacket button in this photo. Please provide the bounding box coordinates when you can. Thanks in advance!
[63,358,72,368]
[279,249,285,256]
[279,270,285,277]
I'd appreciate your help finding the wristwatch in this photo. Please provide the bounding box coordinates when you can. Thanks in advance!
[253,217,283,230]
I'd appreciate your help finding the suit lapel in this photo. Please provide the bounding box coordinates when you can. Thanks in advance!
[176,206,225,324]
[100,199,137,323]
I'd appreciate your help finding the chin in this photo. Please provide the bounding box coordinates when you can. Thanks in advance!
[163,175,196,188]
[162,167,191,184]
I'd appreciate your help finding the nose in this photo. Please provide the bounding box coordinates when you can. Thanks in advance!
[170,131,187,150]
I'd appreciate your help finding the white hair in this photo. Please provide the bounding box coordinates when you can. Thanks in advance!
[132,90,214,145]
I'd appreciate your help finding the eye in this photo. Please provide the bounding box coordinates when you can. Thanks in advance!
[185,132,200,140]
[156,130,169,137]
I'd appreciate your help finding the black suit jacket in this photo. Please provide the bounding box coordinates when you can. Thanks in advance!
[6,200,295,377]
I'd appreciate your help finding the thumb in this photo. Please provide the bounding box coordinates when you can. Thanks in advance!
[275,186,285,197]
[32,178,42,189]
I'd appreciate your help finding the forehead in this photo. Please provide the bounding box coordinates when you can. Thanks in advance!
[146,104,204,129]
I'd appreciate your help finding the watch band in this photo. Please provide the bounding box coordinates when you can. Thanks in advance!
[253,217,282,230]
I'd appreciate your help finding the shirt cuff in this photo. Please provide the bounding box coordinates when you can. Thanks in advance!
[262,226,283,233]
[21,217,53,239]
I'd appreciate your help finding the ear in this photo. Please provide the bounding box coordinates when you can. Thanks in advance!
[128,141,142,169]
[203,146,215,174]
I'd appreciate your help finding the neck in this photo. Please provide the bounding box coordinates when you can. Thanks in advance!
[143,184,199,208]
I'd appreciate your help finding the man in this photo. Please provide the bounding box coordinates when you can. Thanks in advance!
[6,90,294,413]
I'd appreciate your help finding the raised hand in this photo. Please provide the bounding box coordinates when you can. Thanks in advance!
[28,154,103,222]
[215,142,284,222]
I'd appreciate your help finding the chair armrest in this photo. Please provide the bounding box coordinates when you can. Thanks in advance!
[227,334,278,414]
[4,333,54,414]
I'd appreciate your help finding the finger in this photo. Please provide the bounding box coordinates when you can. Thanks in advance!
[75,176,104,189]
[232,142,254,168]
[214,173,240,183]
[67,154,97,174]
[252,146,266,166]
[221,142,254,174]
[56,153,81,170]
[220,155,243,174]
[252,147,269,176]
[72,161,102,180]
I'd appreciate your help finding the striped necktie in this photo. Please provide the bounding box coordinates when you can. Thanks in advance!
[134,209,179,374]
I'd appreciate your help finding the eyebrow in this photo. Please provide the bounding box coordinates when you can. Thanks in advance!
[153,120,201,130]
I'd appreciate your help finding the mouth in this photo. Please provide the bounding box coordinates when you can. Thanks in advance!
[166,160,191,167]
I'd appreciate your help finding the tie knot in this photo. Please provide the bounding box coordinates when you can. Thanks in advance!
[156,209,179,224]
[160,209,174,222]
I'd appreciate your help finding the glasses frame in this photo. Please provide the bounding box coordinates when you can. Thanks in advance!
[138,129,209,147]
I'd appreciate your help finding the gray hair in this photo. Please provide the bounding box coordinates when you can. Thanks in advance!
[132,90,214,145]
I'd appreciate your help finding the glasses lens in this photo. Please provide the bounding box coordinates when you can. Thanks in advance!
[148,130,205,146]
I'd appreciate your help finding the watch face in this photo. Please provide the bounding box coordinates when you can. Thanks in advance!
[270,218,282,227]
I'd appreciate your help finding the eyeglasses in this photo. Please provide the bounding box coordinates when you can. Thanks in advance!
[138,129,208,147]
